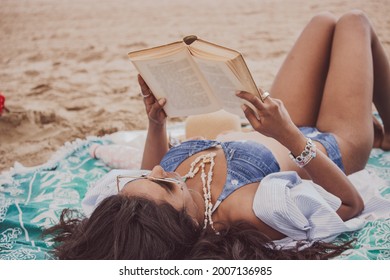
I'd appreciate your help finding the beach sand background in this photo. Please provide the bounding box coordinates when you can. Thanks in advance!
[1,0,389,172]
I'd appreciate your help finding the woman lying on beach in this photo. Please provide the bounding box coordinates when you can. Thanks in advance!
[46,10,390,259]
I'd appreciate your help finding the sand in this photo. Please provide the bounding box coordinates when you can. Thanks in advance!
[1,0,389,172]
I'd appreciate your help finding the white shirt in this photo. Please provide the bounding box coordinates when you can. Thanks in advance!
[252,170,390,248]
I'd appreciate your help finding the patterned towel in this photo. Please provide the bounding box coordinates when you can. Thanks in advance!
[0,135,389,260]
[334,149,390,260]
[0,137,111,260]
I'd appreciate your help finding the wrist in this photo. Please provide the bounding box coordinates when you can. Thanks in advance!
[289,138,317,168]
[148,120,166,129]
[278,126,307,153]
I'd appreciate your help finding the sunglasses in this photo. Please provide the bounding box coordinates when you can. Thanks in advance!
[116,174,185,193]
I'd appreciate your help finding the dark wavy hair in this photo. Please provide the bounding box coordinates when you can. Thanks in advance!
[188,222,354,260]
[45,195,353,260]
[45,194,201,259]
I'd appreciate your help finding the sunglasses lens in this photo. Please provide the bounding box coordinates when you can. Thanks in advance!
[154,179,172,190]
[117,174,184,193]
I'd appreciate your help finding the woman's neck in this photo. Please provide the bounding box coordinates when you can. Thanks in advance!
[187,186,206,225]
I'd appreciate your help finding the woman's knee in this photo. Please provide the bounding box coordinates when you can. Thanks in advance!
[336,10,372,35]
[309,11,337,30]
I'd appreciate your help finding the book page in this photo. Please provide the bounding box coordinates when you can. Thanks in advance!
[187,38,260,100]
[132,50,219,117]
[229,55,261,99]
[128,41,183,59]
[189,38,239,60]
[194,58,248,117]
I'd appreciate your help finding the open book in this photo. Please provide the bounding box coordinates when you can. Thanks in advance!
[128,35,262,118]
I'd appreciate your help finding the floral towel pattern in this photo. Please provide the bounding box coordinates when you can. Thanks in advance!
[0,138,110,260]
[0,138,389,260]
[334,149,390,260]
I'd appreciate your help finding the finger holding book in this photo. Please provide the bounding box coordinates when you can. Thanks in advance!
[236,90,298,143]
[138,74,153,99]
[137,74,167,125]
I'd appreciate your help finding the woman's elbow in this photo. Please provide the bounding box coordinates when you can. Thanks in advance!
[353,194,364,217]
[338,195,364,221]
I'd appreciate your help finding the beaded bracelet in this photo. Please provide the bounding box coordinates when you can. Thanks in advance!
[289,138,317,168]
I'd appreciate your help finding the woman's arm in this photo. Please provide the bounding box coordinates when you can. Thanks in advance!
[141,121,169,170]
[237,91,364,221]
[138,75,169,170]
[279,130,364,221]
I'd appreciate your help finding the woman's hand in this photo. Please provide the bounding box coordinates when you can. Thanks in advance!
[236,90,300,145]
[138,75,167,126]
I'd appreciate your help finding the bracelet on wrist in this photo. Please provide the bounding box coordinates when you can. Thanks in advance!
[289,138,317,168]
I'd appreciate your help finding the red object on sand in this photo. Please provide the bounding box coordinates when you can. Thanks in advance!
[0,93,5,115]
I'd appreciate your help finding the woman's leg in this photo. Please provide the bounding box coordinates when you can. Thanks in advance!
[371,25,390,150]
[315,10,390,174]
[270,12,337,126]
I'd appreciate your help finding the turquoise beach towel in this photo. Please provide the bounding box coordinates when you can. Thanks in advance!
[334,148,390,260]
[0,137,111,260]
[0,134,389,260]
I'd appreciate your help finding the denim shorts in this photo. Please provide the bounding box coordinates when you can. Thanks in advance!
[299,127,345,172]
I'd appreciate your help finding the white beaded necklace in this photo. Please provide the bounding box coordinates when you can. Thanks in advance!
[183,152,217,232]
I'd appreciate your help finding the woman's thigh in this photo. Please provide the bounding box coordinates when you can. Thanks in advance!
[316,11,374,173]
[270,12,336,127]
